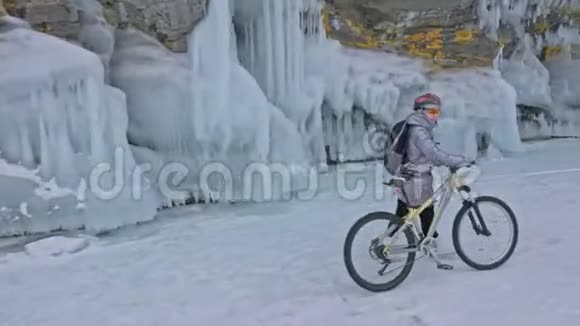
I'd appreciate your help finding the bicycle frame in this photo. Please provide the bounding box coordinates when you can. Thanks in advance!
[379,170,475,252]
[407,175,457,240]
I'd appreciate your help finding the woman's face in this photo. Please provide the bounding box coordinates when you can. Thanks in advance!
[424,107,441,123]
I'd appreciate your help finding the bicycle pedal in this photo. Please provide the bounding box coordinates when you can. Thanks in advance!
[437,263,454,270]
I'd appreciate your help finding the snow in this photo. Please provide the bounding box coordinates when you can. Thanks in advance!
[0,18,158,236]
[1,139,579,325]
[24,236,90,257]
[0,154,81,201]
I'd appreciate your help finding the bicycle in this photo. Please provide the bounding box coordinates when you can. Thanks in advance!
[343,164,519,292]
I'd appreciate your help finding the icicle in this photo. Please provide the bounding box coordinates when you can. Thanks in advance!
[36,88,53,181]
[52,79,80,188]
[263,0,274,98]
[18,100,35,169]
[274,1,286,102]
[249,21,256,74]
[84,76,107,162]
[284,0,293,101]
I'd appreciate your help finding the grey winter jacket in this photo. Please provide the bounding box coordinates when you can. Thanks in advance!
[397,111,467,207]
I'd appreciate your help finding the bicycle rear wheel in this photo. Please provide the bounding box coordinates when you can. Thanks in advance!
[452,196,518,270]
[343,212,417,292]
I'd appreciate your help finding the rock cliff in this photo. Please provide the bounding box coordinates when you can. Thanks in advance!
[324,0,580,69]
[2,0,207,52]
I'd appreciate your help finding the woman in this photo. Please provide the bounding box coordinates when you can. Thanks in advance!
[396,93,471,239]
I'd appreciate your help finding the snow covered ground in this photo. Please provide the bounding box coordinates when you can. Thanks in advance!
[1,139,579,325]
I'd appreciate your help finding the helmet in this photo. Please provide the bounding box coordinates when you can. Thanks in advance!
[413,93,441,111]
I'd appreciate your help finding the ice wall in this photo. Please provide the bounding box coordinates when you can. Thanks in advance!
[478,0,580,138]
[478,0,580,61]
[0,19,157,236]
[500,37,553,108]
[302,14,523,162]
[429,69,523,155]
[313,44,524,160]
[111,0,314,204]
[231,0,525,164]
[233,0,327,163]
[0,0,540,236]
[545,57,580,136]
[305,41,428,162]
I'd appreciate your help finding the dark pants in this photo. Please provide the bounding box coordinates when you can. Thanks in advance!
[396,199,438,238]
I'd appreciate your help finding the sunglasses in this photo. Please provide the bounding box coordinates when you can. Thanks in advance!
[424,107,441,115]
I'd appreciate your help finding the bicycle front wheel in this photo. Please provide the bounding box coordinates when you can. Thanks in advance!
[452,196,518,270]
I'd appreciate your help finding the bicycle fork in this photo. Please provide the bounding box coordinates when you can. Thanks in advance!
[459,187,492,237]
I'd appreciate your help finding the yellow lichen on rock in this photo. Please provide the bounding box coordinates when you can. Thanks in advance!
[322,1,503,69]
[426,39,443,50]
[454,29,473,43]
[533,20,551,34]
[542,45,563,61]
[322,3,381,49]
[404,29,444,58]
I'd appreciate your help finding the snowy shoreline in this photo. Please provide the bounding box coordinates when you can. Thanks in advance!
[1,138,580,326]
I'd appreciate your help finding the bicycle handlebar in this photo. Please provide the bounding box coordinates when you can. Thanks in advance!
[384,162,478,187]
[450,161,477,174]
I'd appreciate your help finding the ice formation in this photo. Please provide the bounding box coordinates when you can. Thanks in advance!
[233,0,327,164]
[478,0,580,41]
[0,18,157,236]
[545,57,580,136]
[429,69,523,155]
[500,38,553,108]
[113,0,527,202]
[0,0,546,235]
[110,0,318,203]
[477,0,580,138]
[305,35,524,162]
[546,58,580,109]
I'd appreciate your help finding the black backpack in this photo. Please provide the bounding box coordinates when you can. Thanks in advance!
[383,119,410,175]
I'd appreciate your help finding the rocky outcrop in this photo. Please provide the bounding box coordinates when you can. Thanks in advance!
[324,0,500,69]
[324,0,580,69]
[99,0,208,52]
[0,0,7,16]
[3,0,81,40]
[3,0,208,52]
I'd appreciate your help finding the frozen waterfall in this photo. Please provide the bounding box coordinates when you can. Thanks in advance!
[0,20,157,236]
[111,0,319,204]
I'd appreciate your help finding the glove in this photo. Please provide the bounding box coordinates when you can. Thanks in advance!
[461,159,477,166]
[451,160,476,173]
